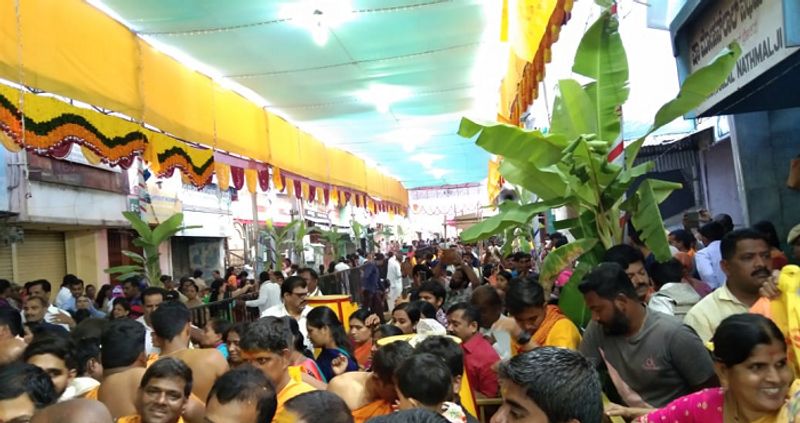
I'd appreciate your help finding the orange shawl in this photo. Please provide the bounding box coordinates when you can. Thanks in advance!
[352,400,393,423]
[354,341,373,369]
[533,305,567,346]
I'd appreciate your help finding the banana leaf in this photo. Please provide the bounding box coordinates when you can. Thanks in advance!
[121,251,145,264]
[551,79,598,139]
[458,118,568,169]
[573,10,629,144]
[105,265,144,274]
[623,179,683,262]
[460,200,563,243]
[499,159,571,202]
[559,261,594,328]
[122,211,152,241]
[625,42,741,167]
[540,239,598,295]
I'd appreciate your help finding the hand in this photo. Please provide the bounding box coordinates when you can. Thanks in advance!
[331,355,349,376]
[364,313,381,329]
[605,402,652,419]
[759,270,781,300]
[51,312,76,328]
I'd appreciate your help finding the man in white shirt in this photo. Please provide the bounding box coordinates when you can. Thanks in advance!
[54,275,79,311]
[386,252,403,308]
[24,280,72,331]
[334,258,351,273]
[136,287,166,357]
[245,271,281,315]
[261,276,313,350]
[694,221,727,290]
[298,268,324,297]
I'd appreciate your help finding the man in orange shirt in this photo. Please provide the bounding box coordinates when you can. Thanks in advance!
[117,357,191,423]
[505,279,581,352]
[240,317,315,422]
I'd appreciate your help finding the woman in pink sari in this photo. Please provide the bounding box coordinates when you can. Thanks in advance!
[637,314,796,423]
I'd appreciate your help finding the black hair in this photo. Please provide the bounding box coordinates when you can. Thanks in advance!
[287,318,310,356]
[0,306,23,336]
[151,301,191,342]
[62,274,79,287]
[281,276,307,297]
[95,285,112,309]
[100,319,145,369]
[208,318,233,337]
[513,252,531,262]
[240,316,290,353]
[71,318,108,342]
[699,221,726,242]
[375,324,404,339]
[73,337,101,377]
[0,362,58,408]
[412,264,431,280]
[470,284,503,309]
[307,306,353,357]
[417,280,446,303]
[272,271,285,281]
[714,213,734,234]
[367,409,448,423]
[24,333,79,371]
[446,302,481,326]
[578,262,638,301]
[259,271,270,283]
[66,278,84,288]
[284,391,354,423]
[193,269,203,279]
[415,336,464,378]
[395,353,452,407]
[224,322,248,343]
[112,297,132,316]
[159,275,173,284]
[752,220,782,250]
[27,279,52,294]
[649,259,684,290]
[141,357,193,398]
[207,365,277,422]
[372,341,414,383]
[403,300,435,324]
[668,229,696,251]
[505,278,546,315]
[141,286,167,303]
[299,267,318,280]
[720,228,770,261]
[603,244,645,269]
[497,347,602,423]
[712,313,785,367]
[349,308,375,325]
[497,270,512,283]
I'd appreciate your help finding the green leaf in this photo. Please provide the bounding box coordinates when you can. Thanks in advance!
[627,179,683,262]
[123,211,152,242]
[105,265,144,275]
[626,42,741,168]
[461,200,563,243]
[652,43,741,130]
[499,159,570,202]
[151,213,185,244]
[594,0,613,7]
[121,251,145,264]
[458,118,568,169]
[551,79,598,139]
[573,11,629,143]
[540,239,598,295]
[558,261,593,328]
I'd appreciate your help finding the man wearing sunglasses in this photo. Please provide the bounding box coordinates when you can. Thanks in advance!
[262,276,313,351]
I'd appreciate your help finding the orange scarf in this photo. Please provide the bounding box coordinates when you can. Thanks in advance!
[352,400,393,423]
[533,305,566,346]
[354,341,373,370]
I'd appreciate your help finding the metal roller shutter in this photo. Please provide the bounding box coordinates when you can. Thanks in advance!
[15,231,66,286]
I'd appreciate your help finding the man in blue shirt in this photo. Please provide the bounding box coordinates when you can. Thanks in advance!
[362,253,386,316]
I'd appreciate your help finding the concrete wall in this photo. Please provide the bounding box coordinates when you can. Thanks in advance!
[730,107,800,245]
[702,139,745,228]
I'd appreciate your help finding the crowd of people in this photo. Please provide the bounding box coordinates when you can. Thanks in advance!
[1,213,800,422]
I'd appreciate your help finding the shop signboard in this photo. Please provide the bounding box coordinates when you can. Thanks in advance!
[686,0,799,114]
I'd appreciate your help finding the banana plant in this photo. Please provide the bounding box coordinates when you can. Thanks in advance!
[261,219,302,268]
[459,7,741,326]
[320,227,346,260]
[106,212,200,285]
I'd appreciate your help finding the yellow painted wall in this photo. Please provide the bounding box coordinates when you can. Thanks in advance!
[65,229,110,287]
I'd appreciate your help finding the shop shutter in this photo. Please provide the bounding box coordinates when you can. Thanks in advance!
[15,231,66,287]
[0,244,12,281]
